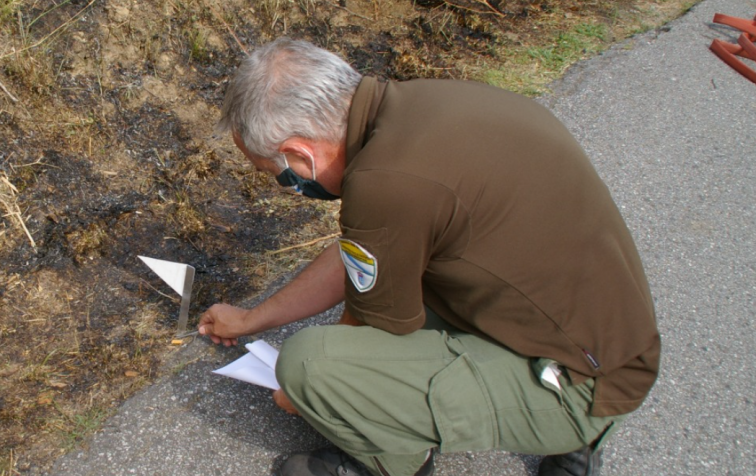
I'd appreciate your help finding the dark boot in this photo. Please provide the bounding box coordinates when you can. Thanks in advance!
[538,447,602,476]
[278,447,434,476]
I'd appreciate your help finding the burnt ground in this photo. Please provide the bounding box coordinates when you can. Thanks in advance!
[0,0,690,472]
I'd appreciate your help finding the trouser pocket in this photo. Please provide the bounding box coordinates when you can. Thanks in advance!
[428,353,498,453]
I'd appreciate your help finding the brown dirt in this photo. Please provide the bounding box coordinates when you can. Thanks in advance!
[0,0,694,473]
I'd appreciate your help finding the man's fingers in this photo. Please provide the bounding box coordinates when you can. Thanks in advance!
[198,323,212,336]
[200,324,221,344]
[198,311,212,326]
[222,337,235,347]
[198,306,242,347]
[199,323,237,347]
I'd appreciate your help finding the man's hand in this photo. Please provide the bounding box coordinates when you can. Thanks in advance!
[198,303,252,346]
[273,389,300,415]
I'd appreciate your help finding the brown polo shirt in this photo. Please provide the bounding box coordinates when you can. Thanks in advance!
[339,77,660,417]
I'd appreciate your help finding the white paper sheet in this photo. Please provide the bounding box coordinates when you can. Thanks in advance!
[212,340,280,390]
[540,362,562,391]
[246,340,279,370]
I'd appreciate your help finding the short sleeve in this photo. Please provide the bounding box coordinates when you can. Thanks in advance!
[339,169,462,334]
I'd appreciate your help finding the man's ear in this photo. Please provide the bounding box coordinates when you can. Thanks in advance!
[278,138,318,178]
[278,138,314,162]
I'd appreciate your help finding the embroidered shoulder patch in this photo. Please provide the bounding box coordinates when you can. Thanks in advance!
[338,239,377,293]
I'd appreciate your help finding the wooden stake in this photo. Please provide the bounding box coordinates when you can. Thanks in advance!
[207,4,248,54]
[267,233,340,255]
[0,78,19,103]
[1,173,36,249]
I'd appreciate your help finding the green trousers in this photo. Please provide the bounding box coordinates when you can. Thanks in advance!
[276,310,627,476]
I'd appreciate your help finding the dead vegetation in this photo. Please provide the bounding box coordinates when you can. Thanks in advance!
[1,171,35,248]
[1,0,696,473]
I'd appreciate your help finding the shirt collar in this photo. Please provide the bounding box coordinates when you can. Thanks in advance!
[345,76,387,165]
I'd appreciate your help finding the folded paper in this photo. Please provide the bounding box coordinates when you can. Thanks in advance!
[212,340,280,390]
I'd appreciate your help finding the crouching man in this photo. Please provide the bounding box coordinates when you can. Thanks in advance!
[198,37,660,476]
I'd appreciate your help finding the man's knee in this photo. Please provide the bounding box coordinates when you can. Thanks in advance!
[276,326,327,399]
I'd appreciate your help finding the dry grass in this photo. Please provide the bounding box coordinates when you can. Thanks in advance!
[0,0,699,473]
[0,172,35,248]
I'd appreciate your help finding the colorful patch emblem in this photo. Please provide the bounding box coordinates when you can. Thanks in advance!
[338,239,377,293]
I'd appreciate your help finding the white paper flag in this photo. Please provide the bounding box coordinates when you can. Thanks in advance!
[212,340,280,390]
[138,256,191,296]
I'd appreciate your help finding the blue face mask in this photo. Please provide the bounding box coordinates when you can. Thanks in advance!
[275,154,340,201]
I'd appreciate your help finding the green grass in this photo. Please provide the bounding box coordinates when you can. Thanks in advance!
[187,27,209,63]
[479,0,701,96]
[527,23,608,72]
[55,405,110,451]
[479,21,611,96]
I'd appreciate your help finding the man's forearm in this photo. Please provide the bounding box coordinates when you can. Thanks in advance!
[250,241,346,332]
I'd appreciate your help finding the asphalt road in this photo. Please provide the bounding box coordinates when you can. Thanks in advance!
[45,0,756,474]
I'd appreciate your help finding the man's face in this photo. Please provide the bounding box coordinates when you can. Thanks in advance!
[232,132,281,175]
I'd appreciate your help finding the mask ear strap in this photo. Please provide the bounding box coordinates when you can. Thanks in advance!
[302,150,317,181]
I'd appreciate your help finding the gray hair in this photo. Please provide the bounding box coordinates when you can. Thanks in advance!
[218,37,362,162]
